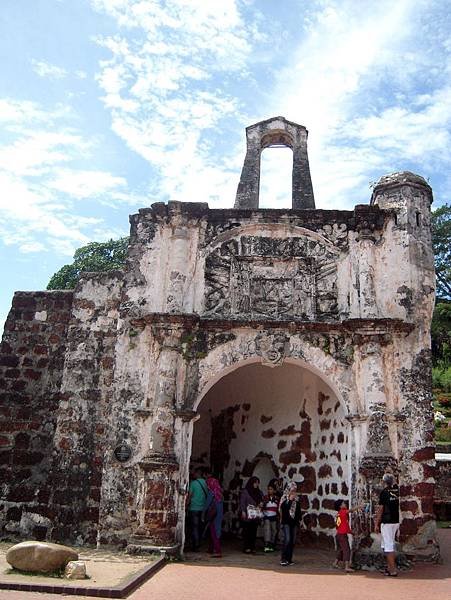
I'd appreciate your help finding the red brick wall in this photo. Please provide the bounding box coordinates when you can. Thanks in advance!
[0,291,73,540]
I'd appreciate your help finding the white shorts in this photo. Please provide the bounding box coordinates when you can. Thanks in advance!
[381,523,399,553]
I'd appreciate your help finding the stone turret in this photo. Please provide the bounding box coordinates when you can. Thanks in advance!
[234,116,315,210]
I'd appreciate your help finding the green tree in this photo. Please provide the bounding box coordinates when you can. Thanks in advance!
[431,203,451,300]
[431,301,451,367]
[47,237,129,290]
[431,204,451,367]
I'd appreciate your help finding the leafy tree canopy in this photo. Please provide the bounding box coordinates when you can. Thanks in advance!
[431,301,451,367]
[431,204,451,368]
[47,237,129,290]
[431,203,451,300]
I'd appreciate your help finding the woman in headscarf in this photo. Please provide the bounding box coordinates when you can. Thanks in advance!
[279,481,301,566]
[240,476,264,553]
[204,472,224,558]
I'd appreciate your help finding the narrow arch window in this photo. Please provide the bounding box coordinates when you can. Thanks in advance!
[259,146,293,208]
[416,211,421,226]
[234,117,315,210]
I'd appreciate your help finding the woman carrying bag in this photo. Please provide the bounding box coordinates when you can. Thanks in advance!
[240,476,263,554]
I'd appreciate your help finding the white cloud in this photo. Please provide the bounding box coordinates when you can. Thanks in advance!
[0,171,91,254]
[18,241,47,253]
[0,131,90,177]
[92,0,451,212]
[31,61,88,82]
[347,86,451,164]
[0,98,69,125]
[0,98,133,256]
[263,0,451,208]
[48,169,127,199]
[91,0,261,206]
[32,59,68,79]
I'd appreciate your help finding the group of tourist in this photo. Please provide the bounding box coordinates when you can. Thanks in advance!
[187,468,400,575]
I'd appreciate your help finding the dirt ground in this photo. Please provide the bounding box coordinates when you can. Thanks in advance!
[0,543,155,589]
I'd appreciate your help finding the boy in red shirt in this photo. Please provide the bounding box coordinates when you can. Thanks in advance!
[333,499,362,572]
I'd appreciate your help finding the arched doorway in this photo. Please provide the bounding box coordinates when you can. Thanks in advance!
[189,359,351,547]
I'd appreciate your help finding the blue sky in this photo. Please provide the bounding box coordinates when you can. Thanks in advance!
[1,0,450,333]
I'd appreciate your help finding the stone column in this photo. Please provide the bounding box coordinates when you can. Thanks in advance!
[356,333,393,463]
[131,324,182,548]
[356,222,378,318]
[353,332,399,565]
[165,208,192,314]
[234,143,261,209]
[292,137,315,209]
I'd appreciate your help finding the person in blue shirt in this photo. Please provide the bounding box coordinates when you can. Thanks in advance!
[187,467,208,551]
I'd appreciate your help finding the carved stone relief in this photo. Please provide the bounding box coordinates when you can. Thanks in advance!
[204,235,339,321]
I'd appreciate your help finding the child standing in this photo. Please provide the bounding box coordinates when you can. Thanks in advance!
[333,499,362,573]
[262,484,279,552]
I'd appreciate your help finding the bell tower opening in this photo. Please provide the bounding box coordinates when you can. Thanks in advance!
[234,116,315,210]
[259,146,293,209]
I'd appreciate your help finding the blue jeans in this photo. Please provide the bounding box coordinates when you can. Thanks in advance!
[189,510,203,550]
[281,524,296,562]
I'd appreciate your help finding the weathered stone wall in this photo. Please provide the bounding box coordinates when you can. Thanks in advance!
[48,271,123,545]
[370,174,437,557]
[0,291,72,540]
[0,113,437,562]
[434,457,451,521]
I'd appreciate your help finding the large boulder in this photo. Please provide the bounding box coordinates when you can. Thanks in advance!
[6,541,79,573]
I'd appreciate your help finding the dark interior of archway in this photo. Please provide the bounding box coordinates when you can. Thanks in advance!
[191,362,350,544]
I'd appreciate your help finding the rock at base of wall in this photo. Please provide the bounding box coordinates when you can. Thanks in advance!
[64,560,87,579]
[6,541,78,573]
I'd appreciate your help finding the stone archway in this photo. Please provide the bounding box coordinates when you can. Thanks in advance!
[184,347,353,549]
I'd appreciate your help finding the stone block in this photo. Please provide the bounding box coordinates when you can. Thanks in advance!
[400,500,419,514]
[64,560,87,579]
[318,513,335,529]
[414,482,434,497]
[6,541,78,573]
[318,464,332,478]
[412,447,435,461]
[0,356,19,368]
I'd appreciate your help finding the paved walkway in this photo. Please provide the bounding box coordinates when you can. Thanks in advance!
[0,530,449,600]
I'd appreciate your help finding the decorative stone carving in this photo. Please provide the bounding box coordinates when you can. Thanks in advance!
[205,235,339,321]
[365,406,393,456]
[256,332,288,366]
[317,223,348,249]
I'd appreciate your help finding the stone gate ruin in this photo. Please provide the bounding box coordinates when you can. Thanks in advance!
[0,117,438,559]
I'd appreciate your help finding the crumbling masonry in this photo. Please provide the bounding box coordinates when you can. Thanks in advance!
[0,117,438,559]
